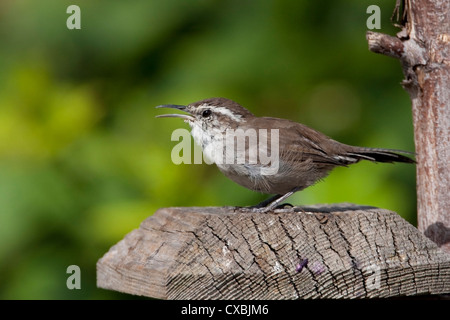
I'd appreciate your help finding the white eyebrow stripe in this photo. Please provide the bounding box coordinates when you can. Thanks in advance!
[199,104,244,122]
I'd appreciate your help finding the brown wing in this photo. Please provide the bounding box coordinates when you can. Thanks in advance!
[249,117,351,167]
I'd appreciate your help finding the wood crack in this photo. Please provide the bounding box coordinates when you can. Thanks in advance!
[97,206,450,299]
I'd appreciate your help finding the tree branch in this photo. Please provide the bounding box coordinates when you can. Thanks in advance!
[366,0,450,253]
[366,31,404,59]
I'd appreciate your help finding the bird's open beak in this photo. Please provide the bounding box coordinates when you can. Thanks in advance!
[155,104,193,121]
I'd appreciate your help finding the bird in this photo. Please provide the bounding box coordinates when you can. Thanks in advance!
[156,97,415,212]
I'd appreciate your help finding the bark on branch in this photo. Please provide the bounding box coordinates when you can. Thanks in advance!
[367,0,450,253]
[366,31,404,59]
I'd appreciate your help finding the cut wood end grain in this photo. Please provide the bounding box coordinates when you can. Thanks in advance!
[97,204,450,299]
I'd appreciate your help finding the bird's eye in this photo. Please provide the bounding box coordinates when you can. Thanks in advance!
[202,109,212,118]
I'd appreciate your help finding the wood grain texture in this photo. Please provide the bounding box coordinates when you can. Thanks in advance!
[97,204,450,299]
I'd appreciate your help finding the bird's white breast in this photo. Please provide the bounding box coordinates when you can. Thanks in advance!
[190,122,225,164]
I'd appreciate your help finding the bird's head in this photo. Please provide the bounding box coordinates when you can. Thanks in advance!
[156,97,254,132]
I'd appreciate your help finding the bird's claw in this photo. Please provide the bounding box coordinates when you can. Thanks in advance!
[234,203,296,214]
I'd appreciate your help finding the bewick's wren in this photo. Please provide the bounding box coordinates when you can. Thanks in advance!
[157,97,414,212]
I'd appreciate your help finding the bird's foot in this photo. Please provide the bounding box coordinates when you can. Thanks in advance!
[276,203,293,209]
[235,206,271,214]
[235,203,296,214]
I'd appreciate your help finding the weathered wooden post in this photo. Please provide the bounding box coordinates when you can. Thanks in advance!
[97,1,450,298]
[367,0,450,252]
[97,205,450,299]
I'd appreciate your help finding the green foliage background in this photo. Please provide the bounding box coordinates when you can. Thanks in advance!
[0,0,416,299]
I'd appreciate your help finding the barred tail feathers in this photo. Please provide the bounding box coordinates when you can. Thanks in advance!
[345,147,416,164]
